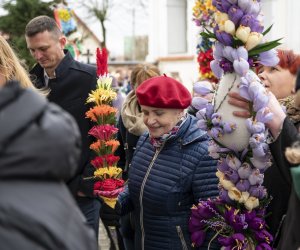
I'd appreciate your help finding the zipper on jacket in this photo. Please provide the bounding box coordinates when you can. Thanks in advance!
[139,145,164,250]
[176,226,188,250]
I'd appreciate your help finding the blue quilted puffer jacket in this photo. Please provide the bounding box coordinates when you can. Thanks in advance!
[119,115,219,250]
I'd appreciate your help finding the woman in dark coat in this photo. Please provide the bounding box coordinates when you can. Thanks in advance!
[229,49,300,249]
[118,75,219,250]
[0,36,97,250]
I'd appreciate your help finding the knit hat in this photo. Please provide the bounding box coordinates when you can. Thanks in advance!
[136,75,191,109]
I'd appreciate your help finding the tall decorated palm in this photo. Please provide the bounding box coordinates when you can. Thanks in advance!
[190,0,281,248]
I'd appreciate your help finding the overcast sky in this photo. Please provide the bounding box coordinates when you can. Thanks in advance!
[66,0,149,57]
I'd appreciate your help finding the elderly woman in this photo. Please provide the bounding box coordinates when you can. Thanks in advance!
[229,49,300,249]
[116,75,219,250]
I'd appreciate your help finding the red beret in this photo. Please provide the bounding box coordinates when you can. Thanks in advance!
[136,75,192,109]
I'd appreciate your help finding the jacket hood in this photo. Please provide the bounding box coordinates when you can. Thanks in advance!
[0,81,80,181]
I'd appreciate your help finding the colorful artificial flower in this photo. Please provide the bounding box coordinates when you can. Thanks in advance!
[85,47,125,208]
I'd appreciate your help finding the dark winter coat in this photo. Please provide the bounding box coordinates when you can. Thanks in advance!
[268,117,300,250]
[119,115,219,250]
[30,51,97,197]
[0,81,97,250]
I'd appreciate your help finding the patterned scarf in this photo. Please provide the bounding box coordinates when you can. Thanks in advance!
[150,114,187,148]
[279,95,300,124]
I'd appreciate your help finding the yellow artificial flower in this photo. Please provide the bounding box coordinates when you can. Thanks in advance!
[94,166,122,179]
[86,88,117,106]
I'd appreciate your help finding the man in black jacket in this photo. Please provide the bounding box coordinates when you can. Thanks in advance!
[25,15,100,238]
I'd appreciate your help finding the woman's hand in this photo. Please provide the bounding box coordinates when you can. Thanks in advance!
[228,91,286,139]
[227,92,251,118]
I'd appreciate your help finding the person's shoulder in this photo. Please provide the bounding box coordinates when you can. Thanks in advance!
[70,60,97,77]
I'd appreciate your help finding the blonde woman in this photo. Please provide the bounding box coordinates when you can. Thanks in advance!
[0,36,97,250]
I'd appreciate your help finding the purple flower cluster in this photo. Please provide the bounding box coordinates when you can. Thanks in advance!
[210,0,279,77]
[192,95,236,139]
[189,199,273,249]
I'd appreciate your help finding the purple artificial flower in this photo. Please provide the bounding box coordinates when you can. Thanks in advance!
[211,113,222,126]
[252,89,269,112]
[223,46,235,62]
[248,217,265,230]
[254,230,273,244]
[221,0,233,12]
[192,96,208,110]
[252,142,269,158]
[191,231,206,247]
[236,46,248,61]
[225,168,240,184]
[238,0,251,13]
[212,0,225,12]
[248,169,264,185]
[246,119,265,134]
[236,179,250,192]
[216,30,234,46]
[249,185,267,199]
[195,201,216,219]
[244,209,257,222]
[233,58,250,76]
[247,0,261,17]
[197,119,208,130]
[259,49,280,67]
[238,162,252,179]
[193,81,213,95]
[239,77,251,101]
[218,233,247,248]
[224,208,248,232]
[219,188,232,203]
[222,121,237,133]
[189,216,206,232]
[250,156,272,170]
[206,104,215,118]
[226,154,242,171]
[249,132,266,147]
[218,158,230,172]
[208,141,221,159]
[219,58,234,73]
[213,41,224,60]
[240,13,254,28]
[256,242,272,250]
[228,0,238,4]
[228,5,244,26]
[210,126,224,139]
[196,109,206,120]
[210,60,224,79]
[255,108,273,123]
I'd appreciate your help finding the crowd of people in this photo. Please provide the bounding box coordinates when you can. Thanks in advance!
[1,14,300,250]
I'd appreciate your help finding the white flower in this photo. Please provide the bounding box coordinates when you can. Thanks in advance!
[239,191,250,203]
[215,11,229,24]
[224,20,236,35]
[236,25,251,43]
[244,196,259,210]
[246,32,263,50]
[228,187,242,201]
[220,177,235,190]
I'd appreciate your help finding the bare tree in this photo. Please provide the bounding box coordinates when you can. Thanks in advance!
[67,0,115,48]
